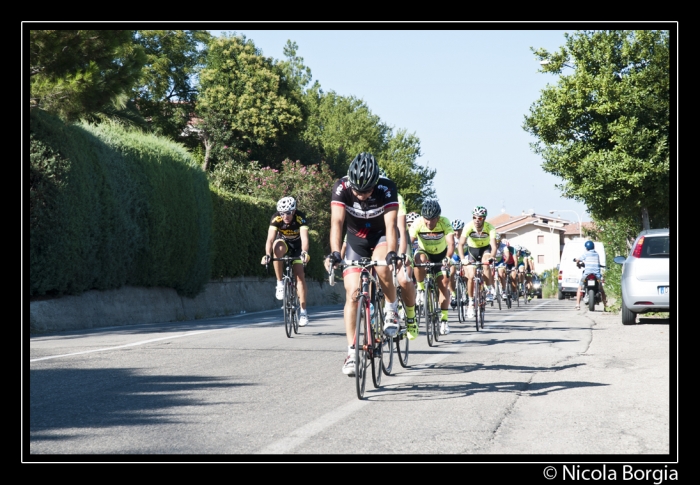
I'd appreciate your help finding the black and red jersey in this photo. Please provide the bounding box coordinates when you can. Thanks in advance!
[331,176,399,240]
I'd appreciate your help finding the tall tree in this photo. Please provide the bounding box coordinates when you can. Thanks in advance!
[29,30,146,122]
[132,30,211,144]
[196,33,304,171]
[301,90,389,177]
[379,128,436,212]
[523,30,670,230]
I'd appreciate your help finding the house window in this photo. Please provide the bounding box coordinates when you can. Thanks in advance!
[538,255,545,264]
[538,235,544,244]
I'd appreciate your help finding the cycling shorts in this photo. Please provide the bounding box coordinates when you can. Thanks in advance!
[275,238,303,263]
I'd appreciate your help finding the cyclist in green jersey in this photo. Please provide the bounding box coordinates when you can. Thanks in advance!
[457,206,498,319]
[409,198,454,335]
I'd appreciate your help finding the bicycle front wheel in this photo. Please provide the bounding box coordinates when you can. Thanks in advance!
[284,280,293,338]
[474,283,481,331]
[432,289,440,342]
[380,308,394,376]
[355,296,369,399]
[396,298,410,368]
[425,283,435,347]
[292,282,300,334]
[496,282,502,311]
[458,278,467,322]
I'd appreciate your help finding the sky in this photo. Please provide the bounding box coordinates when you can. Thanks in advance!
[209,28,592,224]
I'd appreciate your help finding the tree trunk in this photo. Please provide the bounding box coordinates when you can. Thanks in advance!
[641,207,650,231]
[202,137,211,172]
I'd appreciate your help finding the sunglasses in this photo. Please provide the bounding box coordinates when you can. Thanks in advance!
[280,211,294,216]
[473,216,485,221]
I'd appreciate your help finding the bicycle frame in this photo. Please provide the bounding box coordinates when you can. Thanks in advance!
[335,258,391,399]
[413,261,445,346]
[270,256,302,337]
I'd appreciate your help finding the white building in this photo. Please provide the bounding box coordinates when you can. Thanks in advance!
[487,211,590,273]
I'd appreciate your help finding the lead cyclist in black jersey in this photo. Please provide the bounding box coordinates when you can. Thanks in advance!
[327,153,401,376]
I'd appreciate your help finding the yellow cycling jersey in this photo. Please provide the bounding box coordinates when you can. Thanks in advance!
[462,220,496,248]
[409,215,454,254]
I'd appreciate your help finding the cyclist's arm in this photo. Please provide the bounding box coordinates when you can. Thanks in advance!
[383,206,398,254]
[263,226,278,262]
[329,203,346,254]
[300,226,310,254]
[398,213,408,256]
[446,228,455,259]
[458,230,467,261]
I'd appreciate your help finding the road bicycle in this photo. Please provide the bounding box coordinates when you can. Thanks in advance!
[267,255,304,338]
[392,255,410,368]
[494,268,503,311]
[502,268,519,309]
[413,260,446,347]
[468,260,492,331]
[455,261,469,323]
[328,257,393,399]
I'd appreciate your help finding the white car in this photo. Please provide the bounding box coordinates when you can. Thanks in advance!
[613,228,670,325]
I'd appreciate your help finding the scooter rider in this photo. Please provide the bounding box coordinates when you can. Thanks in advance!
[573,240,607,310]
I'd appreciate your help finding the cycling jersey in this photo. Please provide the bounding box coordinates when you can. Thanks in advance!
[462,220,497,248]
[331,175,399,250]
[269,210,308,241]
[409,215,454,255]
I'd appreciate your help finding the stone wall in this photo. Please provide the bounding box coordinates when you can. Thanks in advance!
[29,277,345,334]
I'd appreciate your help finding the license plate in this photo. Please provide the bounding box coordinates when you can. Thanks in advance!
[659,286,669,295]
[587,280,596,287]
[567,278,578,283]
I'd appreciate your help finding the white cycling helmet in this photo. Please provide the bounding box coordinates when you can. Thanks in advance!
[451,219,465,230]
[472,205,488,218]
[494,232,501,241]
[277,196,297,213]
[406,212,419,224]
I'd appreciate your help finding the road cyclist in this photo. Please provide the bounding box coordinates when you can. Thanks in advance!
[496,236,519,309]
[261,196,311,327]
[409,198,455,336]
[326,152,402,377]
[449,219,465,310]
[457,206,499,320]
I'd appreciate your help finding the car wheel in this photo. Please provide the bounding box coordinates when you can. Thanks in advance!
[621,297,637,325]
[558,288,564,300]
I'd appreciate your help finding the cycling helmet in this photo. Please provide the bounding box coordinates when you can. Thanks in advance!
[585,240,595,250]
[451,219,465,230]
[347,152,379,192]
[277,196,296,213]
[494,232,501,241]
[472,206,488,218]
[421,198,441,220]
[406,212,419,224]
[378,167,388,179]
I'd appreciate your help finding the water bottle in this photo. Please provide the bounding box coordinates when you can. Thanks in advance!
[369,303,375,324]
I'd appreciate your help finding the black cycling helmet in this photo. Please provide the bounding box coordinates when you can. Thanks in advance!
[585,240,594,250]
[347,152,380,192]
[421,198,441,219]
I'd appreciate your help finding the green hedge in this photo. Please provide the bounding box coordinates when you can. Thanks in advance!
[29,109,212,298]
[210,187,327,282]
[30,110,327,300]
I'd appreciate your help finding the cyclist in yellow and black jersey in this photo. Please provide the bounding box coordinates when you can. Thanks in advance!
[409,198,454,335]
[261,196,310,326]
[457,205,498,319]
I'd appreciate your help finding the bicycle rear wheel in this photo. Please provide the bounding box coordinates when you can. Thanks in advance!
[380,308,394,376]
[355,296,369,399]
[283,279,293,338]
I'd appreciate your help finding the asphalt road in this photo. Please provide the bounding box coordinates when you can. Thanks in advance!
[26,297,674,464]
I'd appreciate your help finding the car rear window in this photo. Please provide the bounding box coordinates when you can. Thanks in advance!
[641,236,669,258]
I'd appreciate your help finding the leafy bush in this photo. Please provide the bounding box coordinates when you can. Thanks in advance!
[30,109,212,298]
